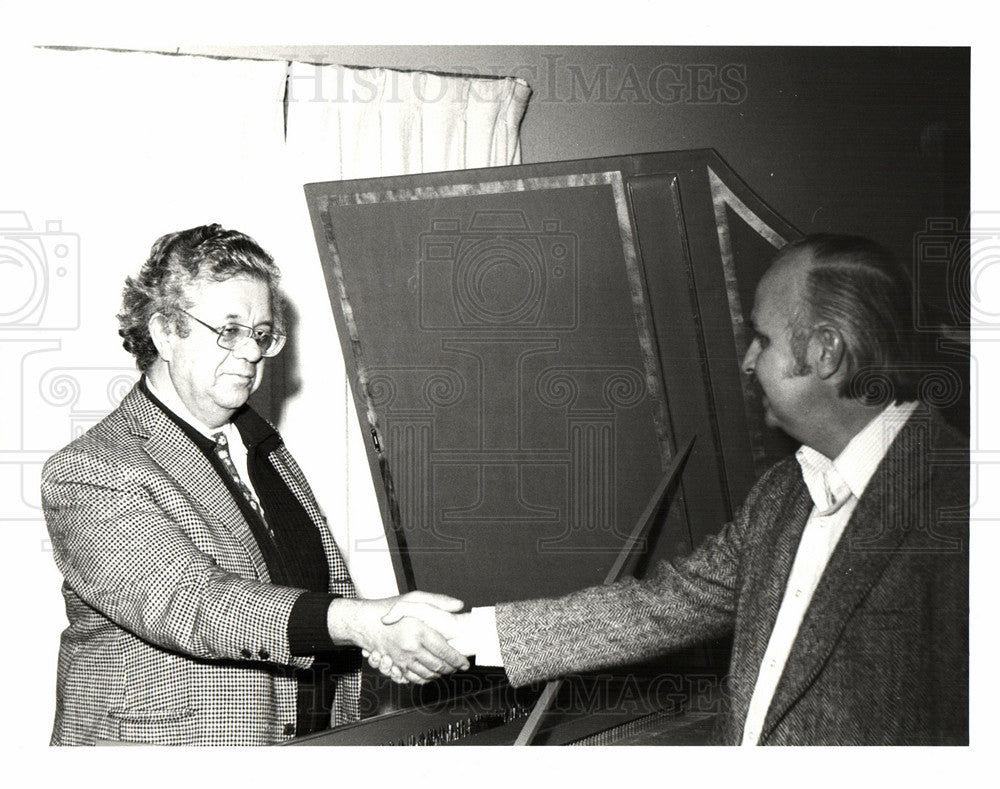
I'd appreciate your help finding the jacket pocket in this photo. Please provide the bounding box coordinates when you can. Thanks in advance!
[106,707,197,745]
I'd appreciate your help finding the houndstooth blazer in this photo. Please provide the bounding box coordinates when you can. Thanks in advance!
[42,383,360,746]
[495,407,969,745]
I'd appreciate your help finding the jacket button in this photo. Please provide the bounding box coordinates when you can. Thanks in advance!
[284,723,296,736]
[241,648,252,659]
[259,649,270,660]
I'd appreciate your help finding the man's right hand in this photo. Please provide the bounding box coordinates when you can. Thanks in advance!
[326,591,470,684]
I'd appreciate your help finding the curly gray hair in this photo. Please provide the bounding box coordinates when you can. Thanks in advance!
[117,224,283,371]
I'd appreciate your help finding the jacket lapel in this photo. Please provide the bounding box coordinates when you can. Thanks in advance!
[759,413,927,740]
[727,469,813,732]
[234,405,355,597]
[120,385,271,581]
[268,444,356,596]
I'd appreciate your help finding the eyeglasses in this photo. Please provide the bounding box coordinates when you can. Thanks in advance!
[180,309,286,357]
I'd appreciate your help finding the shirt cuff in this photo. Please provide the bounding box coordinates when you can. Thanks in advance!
[448,606,504,666]
[287,591,339,655]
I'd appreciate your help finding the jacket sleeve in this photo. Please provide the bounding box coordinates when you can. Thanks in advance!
[494,461,792,687]
[42,444,314,670]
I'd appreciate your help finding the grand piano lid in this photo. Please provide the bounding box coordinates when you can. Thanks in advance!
[304,149,799,606]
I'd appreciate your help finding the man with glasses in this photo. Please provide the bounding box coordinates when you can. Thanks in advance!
[41,224,468,746]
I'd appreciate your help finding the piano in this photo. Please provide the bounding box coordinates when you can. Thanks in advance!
[291,150,800,745]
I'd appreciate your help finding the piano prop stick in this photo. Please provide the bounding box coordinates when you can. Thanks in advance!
[512,434,697,746]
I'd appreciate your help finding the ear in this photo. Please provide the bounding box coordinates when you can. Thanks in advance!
[811,324,846,380]
[148,313,175,363]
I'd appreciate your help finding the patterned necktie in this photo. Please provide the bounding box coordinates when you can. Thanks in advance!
[213,431,275,541]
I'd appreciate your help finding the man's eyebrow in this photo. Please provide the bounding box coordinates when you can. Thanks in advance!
[221,312,273,327]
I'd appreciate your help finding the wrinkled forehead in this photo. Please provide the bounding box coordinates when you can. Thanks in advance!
[183,271,272,298]
[182,273,276,315]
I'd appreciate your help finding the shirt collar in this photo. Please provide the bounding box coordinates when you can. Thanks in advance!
[142,375,278,454]
[796,400,918,513]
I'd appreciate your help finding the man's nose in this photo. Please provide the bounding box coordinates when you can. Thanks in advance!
[233,337,264,363]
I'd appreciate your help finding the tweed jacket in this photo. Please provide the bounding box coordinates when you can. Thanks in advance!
[495,407,968,745]
[42,384,360,746]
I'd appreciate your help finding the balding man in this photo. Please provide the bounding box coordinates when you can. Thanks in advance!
[380,234,969,745]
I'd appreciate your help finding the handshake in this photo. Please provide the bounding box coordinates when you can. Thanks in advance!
[327,591,476,684]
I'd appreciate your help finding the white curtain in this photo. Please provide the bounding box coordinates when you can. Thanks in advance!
[0,45,529,741]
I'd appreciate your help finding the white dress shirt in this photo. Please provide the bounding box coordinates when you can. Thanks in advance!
[456,401,920,743]
[739,399,917,744]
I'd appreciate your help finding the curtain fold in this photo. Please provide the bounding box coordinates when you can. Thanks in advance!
[284,61,531,177]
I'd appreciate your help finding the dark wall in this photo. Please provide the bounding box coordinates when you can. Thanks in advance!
[195,44,968,320]
[188,44,970,429]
